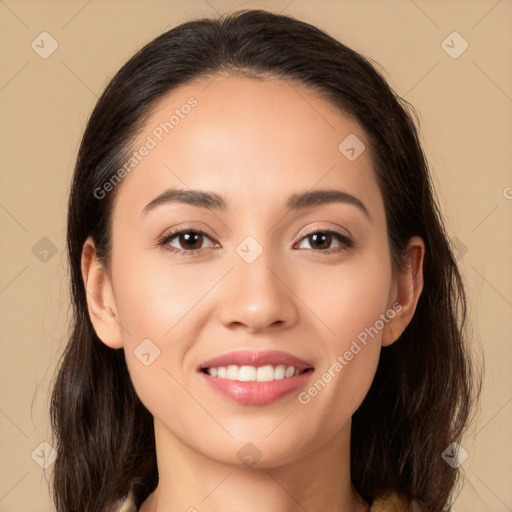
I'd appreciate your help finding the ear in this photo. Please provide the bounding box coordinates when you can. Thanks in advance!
[81,235,123,349]
[381,236,425,347]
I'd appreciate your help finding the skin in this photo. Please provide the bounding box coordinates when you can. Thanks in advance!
[81,75,424,512]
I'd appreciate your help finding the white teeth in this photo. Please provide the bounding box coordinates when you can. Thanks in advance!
[238,366,257,382]
[227,365,239,380]
[205,364,303,382]
[256,365,274,382]
[274,365,285,380]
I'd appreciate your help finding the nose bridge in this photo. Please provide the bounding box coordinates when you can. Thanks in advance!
[217,235,298,332]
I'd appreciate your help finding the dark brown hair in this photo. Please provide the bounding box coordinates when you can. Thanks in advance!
[49,9,481,512]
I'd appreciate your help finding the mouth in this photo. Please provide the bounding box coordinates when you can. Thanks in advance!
[197,350,315,405]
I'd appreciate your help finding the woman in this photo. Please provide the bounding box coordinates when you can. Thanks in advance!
[49,9,479,512]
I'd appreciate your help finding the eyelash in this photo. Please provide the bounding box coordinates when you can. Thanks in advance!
[157,227,354,257]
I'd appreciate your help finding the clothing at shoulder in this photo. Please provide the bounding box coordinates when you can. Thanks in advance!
[371,489,424,511]
[111,489,420,512]
[109,491,138,512]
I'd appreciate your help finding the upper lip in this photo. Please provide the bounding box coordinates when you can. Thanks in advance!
[198,350,314,371]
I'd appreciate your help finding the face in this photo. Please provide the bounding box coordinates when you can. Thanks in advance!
[87,75,415,468]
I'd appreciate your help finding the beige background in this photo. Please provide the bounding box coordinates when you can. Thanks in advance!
[0,1,511,510]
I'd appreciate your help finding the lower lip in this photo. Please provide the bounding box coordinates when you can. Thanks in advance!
[199,370,313,405]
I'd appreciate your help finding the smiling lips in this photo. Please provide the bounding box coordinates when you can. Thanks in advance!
[197,350,314,405]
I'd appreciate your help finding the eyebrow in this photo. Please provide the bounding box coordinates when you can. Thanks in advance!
[142,188,370,220]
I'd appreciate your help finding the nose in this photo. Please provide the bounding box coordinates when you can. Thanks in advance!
[217,248,299,334]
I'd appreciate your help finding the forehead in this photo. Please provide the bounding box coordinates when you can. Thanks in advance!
[110,75,383,223]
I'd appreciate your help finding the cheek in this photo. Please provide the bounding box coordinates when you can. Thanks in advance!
[294,252,392,429]
[111,253,214,411]
[296,315,382,447]
[111,250,210,341]
[300,251,393,347]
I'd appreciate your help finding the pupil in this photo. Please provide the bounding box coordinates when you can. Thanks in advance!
[181,232,202,250]
[311,233,330,249]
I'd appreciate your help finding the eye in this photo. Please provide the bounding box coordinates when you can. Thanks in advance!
[158,228,218,255]
[295,230,353,253]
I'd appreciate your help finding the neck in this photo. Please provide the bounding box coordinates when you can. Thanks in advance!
[140,418,369,512]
